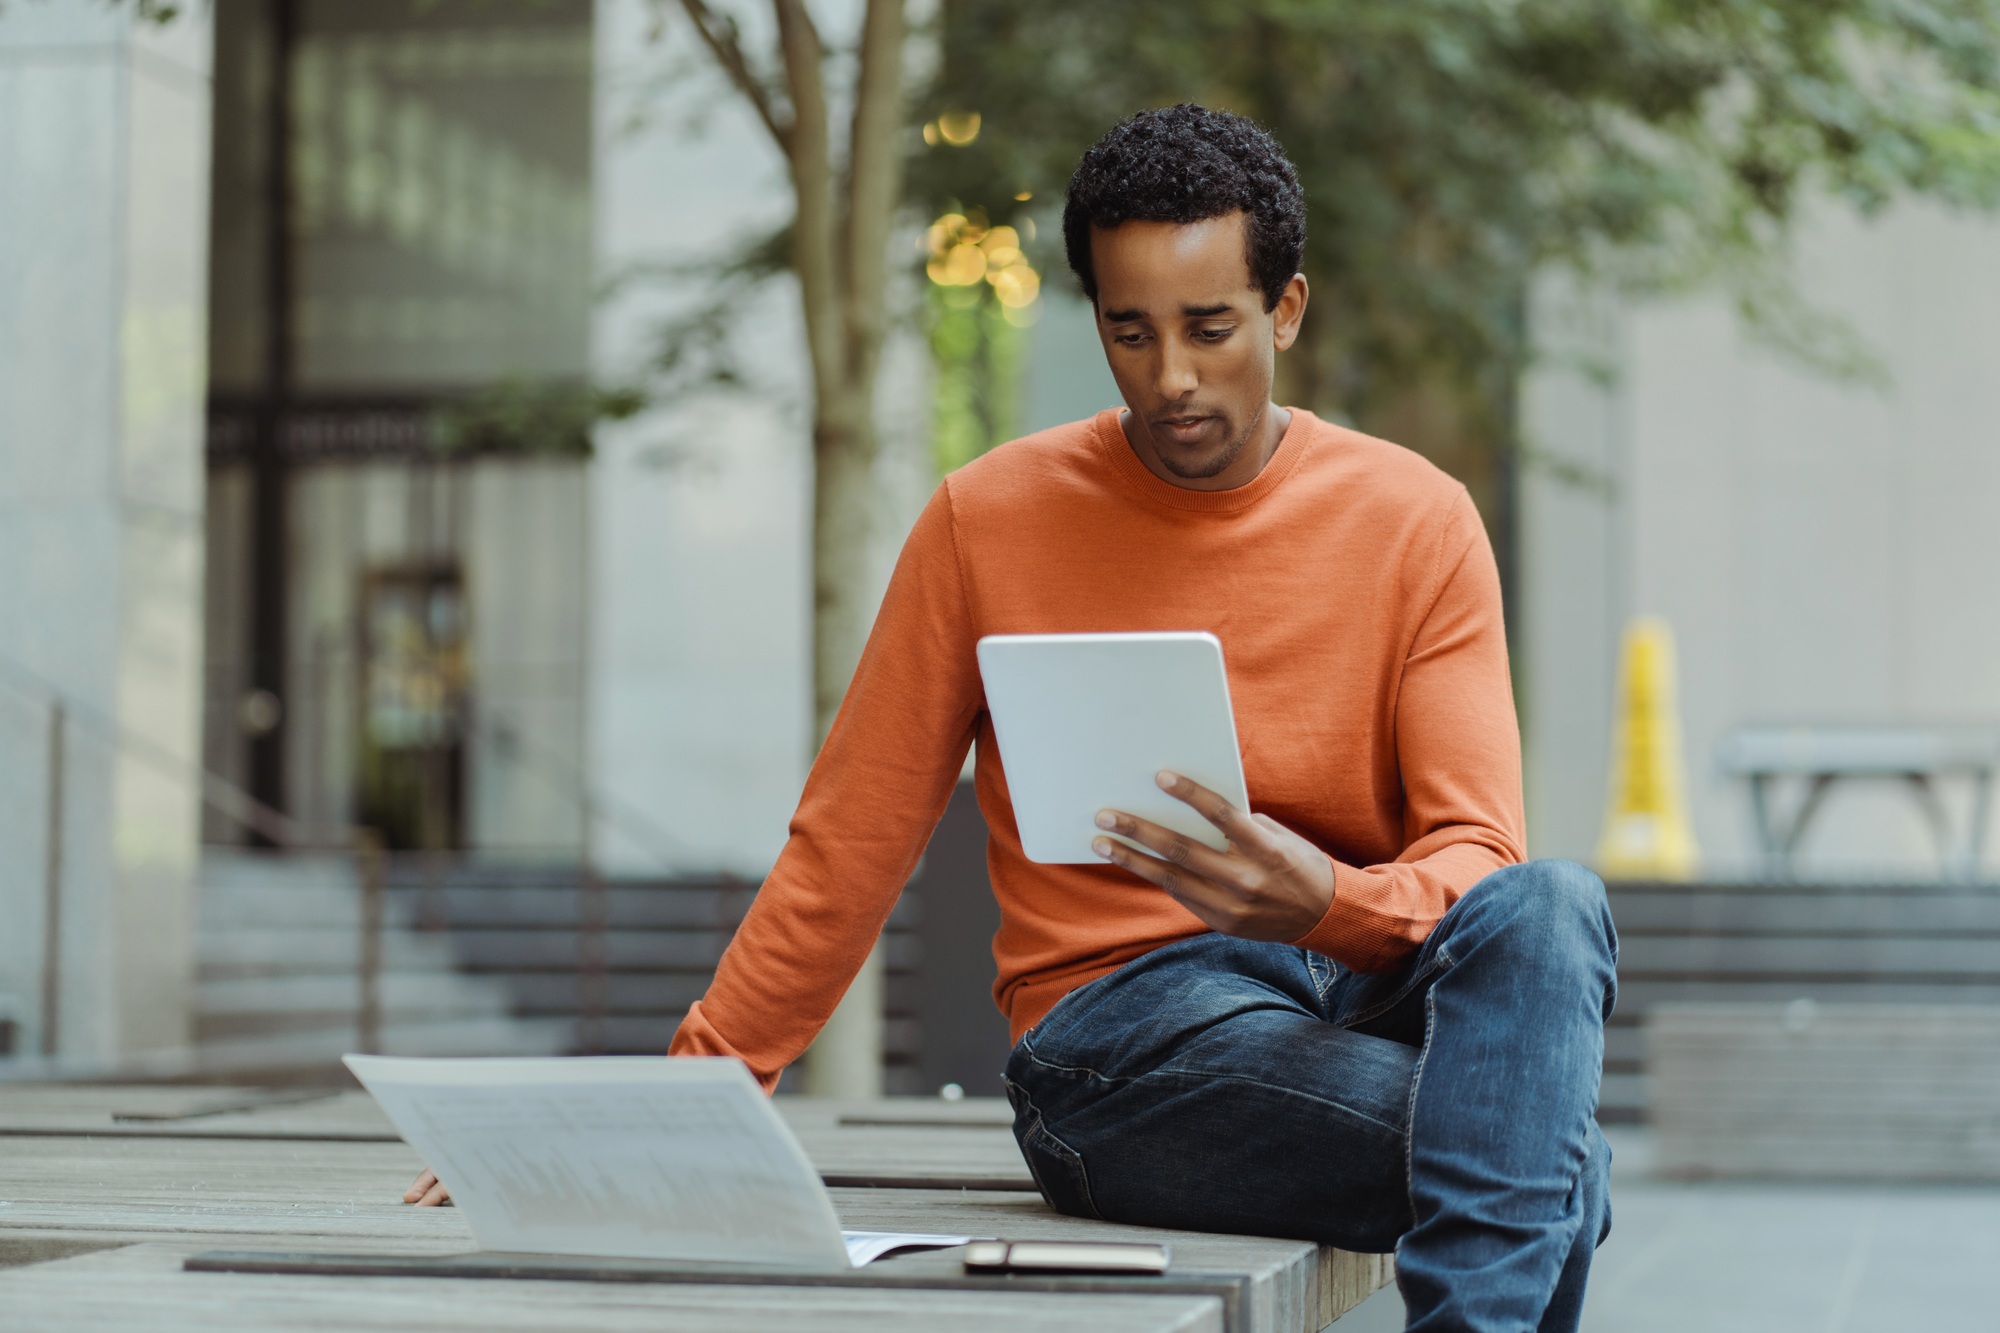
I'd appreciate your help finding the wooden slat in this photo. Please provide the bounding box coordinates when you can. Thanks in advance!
[0,1092,1041,1190]
[0,1242,1227,1333]
[184,1248,1255,1330]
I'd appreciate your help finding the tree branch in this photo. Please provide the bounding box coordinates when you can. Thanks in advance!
[840,0,908,384]
[774,0,845,421]
[675,0,792,152]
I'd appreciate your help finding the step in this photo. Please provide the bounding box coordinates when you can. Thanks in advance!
[191,1015,574,1073]
[196,971,515,1017]
[198,927,465,974]
[1617,933,2000,977]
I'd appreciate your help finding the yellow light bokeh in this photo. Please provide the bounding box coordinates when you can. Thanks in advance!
[929,242,988,286]
[937,111,981,146]
[925,209,1039,308]
[991,265,1040,308]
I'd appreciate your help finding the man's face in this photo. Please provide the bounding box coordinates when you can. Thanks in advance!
[1090,213,1305,488]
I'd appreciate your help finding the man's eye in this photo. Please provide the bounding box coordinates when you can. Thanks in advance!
[1196,327,1233,342]
[1114,333,1150,346]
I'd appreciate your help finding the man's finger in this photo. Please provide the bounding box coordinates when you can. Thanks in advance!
[416,1180,452,1207]
[1155,770,1266,848]
[404,1169,437,1204]
[1092,836,1243,932]
[1094,808,1240,885]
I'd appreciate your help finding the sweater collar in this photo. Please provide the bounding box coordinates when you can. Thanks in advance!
[1092,405,1315,513]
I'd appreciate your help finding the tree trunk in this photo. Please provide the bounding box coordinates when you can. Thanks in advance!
[677,0,906,1095]
[786,0,907,1099]
[810,406,879,742]
[675,0,907,1094]
[800,403,887,1099]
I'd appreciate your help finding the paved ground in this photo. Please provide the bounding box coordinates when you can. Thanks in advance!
[1337,1129,2000,1330]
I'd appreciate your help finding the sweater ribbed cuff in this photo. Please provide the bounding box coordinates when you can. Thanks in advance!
[1289,857,1407,974]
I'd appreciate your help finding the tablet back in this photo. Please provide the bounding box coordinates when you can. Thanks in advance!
[976,632,1249,864]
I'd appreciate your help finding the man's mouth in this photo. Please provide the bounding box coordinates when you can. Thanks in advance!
[1154,415,1214,444]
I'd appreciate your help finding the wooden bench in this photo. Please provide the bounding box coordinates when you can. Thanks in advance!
[0,1086,1392,1330]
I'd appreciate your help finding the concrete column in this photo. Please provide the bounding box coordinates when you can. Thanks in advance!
[0,3,211,1064]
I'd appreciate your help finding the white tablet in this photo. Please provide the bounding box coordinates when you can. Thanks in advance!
[976,631,1249,864]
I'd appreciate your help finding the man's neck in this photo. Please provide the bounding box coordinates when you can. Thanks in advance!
[1119,402,1292,492]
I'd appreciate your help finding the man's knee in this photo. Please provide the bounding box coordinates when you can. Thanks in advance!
[1468,859,1608,929]
[1451,860,1617,974]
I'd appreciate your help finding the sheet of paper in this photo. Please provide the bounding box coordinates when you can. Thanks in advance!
[345,1055,850,1269]
[841,1230,976,1266]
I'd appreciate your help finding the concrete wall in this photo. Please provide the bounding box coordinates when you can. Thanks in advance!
[0,3,211,1060]
[586,0,931,877]
[1522,200,2000,879]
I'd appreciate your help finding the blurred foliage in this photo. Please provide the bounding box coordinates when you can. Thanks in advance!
[432,379,646,459]
[618,222,795,397]
[909,0,2000,429]
[924,209,1037,466]
[929,280,1025,472]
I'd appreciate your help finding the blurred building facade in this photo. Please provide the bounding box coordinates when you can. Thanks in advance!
[0,0,948,1073]
[1523,202,2000,879]
[10,0,1999,1079]
[201,0,596,859]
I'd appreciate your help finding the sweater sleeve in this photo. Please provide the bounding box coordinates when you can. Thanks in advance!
[1292,488,1526,971]
[668,483,982,1088]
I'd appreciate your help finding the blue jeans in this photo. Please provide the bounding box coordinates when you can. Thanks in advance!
[1004,860,1617,1333]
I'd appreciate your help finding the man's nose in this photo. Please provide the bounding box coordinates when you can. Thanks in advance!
[1155,343,1198,400]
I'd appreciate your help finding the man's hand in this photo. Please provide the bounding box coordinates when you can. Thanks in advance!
[1093,770,1335,941]
[404,1168,452,1206]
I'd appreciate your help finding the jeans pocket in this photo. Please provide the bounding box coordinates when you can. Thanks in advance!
[1021,1116,1102,1221]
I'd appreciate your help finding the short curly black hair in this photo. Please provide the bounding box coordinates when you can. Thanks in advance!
[1063,104,1306,313]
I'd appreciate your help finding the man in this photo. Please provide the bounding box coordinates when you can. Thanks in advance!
[409,103,1615,1333]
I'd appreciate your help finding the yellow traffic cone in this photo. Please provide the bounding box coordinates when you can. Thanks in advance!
[1596,617,1700,880]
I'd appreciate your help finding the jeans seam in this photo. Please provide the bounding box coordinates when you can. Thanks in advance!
[1402,980,1439,1224]
[1301,948,1337,1000]
[1339,945,1454,1030]
[1009,1080,1102,1221]
[1138,1067,1407,1140]
[1033,1118,1102,1220]
[1017,1047,1131,1085]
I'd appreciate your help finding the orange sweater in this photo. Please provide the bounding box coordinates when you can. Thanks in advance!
[670,409,1525,1089]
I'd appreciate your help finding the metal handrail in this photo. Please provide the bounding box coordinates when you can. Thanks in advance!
[2,647,739,1067]
[0,656,387,1059]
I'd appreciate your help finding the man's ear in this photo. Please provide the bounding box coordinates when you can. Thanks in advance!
[1271,273,1309,352]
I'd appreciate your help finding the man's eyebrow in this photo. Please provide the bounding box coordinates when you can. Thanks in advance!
[1102,302,1239,323]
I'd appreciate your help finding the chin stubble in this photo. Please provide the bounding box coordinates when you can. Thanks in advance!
[1153,408,1260,481]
